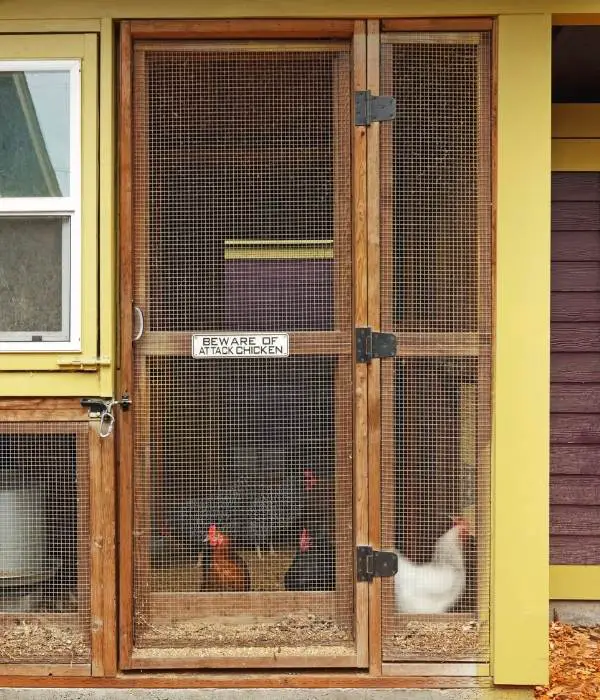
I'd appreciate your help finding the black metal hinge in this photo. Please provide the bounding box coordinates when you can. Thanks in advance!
[356,327,397,363]
[356,546,398,582]
[355,90,396,126]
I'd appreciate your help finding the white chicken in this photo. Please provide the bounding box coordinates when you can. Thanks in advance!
[393,517,470,614]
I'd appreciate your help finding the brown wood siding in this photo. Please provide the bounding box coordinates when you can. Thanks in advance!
[551,172,600,564]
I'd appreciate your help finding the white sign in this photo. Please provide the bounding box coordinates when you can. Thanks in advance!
[192,333,289,359]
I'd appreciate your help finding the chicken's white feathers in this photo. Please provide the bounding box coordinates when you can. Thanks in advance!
[393,525,466,614]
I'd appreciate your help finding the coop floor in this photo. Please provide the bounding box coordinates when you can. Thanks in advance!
[133,611,355,662]
[383,619,489,662]
[0,617,89,664]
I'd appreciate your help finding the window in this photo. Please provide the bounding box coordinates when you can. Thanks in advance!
[0,60,81,350]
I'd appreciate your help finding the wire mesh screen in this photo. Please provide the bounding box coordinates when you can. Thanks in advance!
[0,423,90,664]
[379,32,492,663]
[131,43,354,661]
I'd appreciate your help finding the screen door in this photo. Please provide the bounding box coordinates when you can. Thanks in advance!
[118,22,367,670]
[377,28,493,669]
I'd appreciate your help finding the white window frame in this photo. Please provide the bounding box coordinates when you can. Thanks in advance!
[0,59,81,352]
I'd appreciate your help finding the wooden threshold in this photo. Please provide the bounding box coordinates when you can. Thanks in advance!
[128,653,358,671]
[137,331,352,357]
[0,673,490,688]
[382,662,490,677]
[129,19,356,40]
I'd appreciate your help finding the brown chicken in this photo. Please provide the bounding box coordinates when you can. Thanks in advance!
[204,523,251,592]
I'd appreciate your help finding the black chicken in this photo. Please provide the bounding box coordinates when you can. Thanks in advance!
[242,468,319,556]
[284,526,335,591]
[170,467,318,569]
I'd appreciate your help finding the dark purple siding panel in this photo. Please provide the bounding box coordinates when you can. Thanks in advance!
[552,230,600,261]
[551,506,600,536]
[551,475,600,505]
[551,172,600,564]
[551,445,600,475]
[224,259,333,332]
[551,414,600,444]
[550,536,600,564]
[551,353,600,382]
[552,201,600,231]
[551,262,600,292]
[552,292,600,322]
[551,384,600,412]
[552,323,600,351]
[552,172,600,202]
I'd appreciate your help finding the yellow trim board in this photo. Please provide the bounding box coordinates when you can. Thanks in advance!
[553,104,600,139]
[550,565,600,600]
[99,17,116,397]
[553,139,600,170]
[224,238,334,259]
[493,13,551,687]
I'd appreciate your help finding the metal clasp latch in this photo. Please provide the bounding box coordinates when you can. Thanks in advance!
[81,394,132,439]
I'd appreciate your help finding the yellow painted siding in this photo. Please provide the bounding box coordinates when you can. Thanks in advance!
[0,371,105,395]
[0,19,100,31]
[493,13,551,686]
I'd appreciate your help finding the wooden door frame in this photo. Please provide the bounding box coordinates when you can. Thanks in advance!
[117,18,369,671]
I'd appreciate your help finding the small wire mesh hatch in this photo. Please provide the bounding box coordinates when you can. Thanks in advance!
[0,423,90,664]
[131,42,354,662]
[379,31,492,663]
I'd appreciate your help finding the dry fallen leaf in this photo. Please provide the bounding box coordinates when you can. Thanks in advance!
[535,622,600,700]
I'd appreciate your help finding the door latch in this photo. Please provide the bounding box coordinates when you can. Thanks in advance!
[81,394,132,438]
[356,546,398,582]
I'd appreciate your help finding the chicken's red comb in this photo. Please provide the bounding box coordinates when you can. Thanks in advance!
[452,516,472,539]
[304,469,318,490]
[299,528,311,553]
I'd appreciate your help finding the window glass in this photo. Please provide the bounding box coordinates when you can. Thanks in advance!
[0,216,69,340]
[0,70,71,197]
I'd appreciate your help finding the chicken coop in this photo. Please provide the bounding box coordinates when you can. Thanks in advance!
[0,6,551,693]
